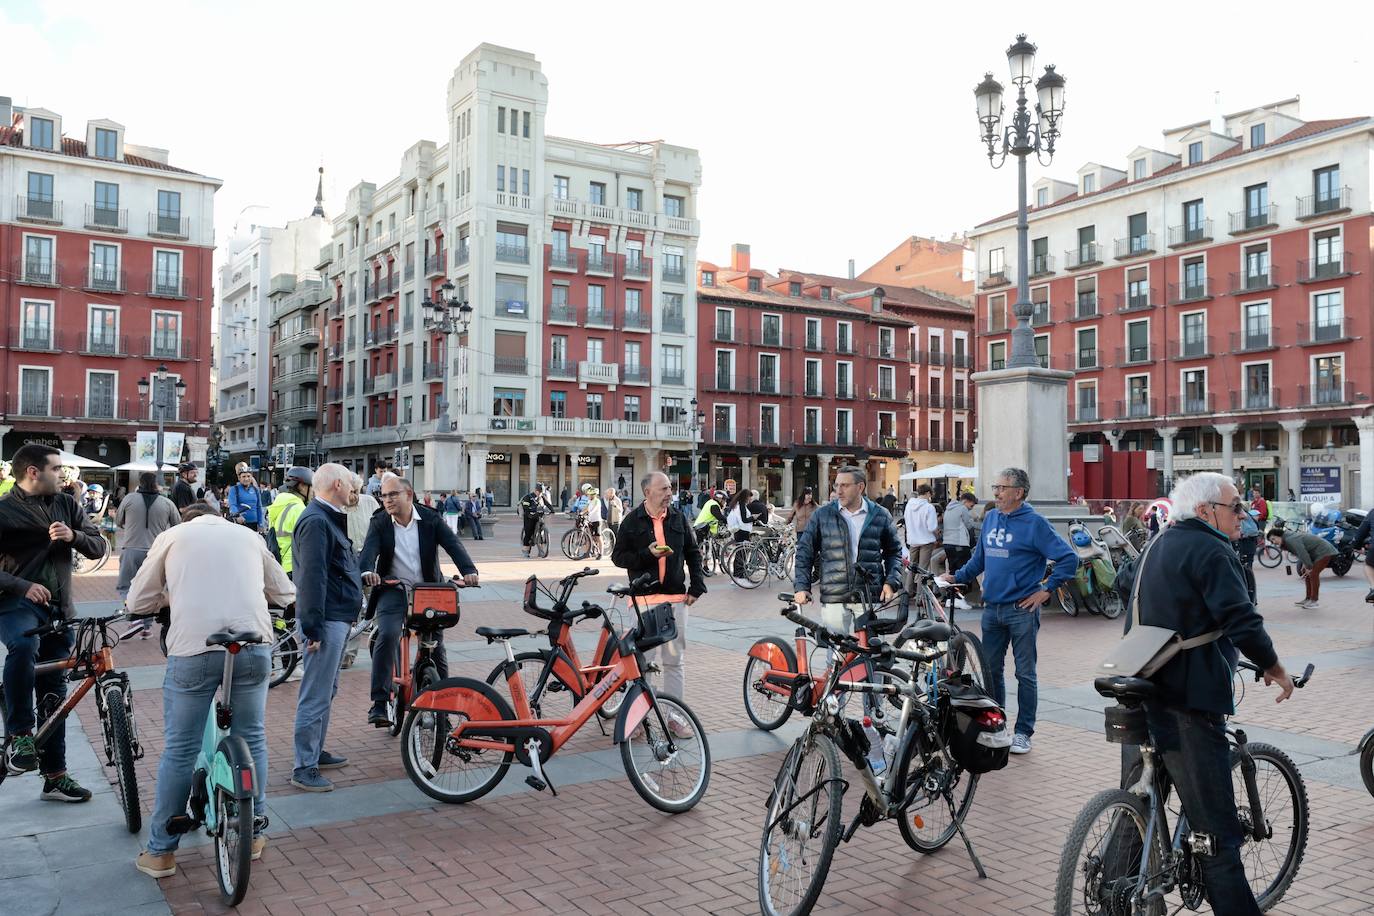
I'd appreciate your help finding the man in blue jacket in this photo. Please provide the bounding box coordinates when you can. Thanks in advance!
[941,467,1077,755]
[289,463,363,792]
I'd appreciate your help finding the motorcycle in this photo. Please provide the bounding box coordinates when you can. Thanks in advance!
[1056,520,1124,619]
[1308,506,1360,577]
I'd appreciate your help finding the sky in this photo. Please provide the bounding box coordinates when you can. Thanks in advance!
[5,0,1374,281]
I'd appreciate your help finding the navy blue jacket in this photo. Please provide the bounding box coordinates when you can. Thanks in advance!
[793,498,903,604]
[359,504,477,583]
[291,499,363,641]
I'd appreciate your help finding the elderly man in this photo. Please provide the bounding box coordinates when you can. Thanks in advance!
[128,503,294,878]
[289,463,363,792]
[360,476,478,726]
[611,471,706,732]
[1116,473,1294,914]
[940,467,1077,755]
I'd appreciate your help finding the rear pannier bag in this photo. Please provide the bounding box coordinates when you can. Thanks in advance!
[941,675,1011,774]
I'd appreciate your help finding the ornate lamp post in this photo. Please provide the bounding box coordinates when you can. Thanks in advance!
[137,363,186,475]
[313,434,325,468]
[678,396,706,496]
[975,35,1066,369]
[422,280,473,431]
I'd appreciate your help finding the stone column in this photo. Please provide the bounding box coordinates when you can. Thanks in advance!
[1156,427,1178,490]
[466,441,487,495]
[1280,419,1305,500]
[740,455,753,492]
[526,448,541,496]
[1212,423,1239,483]
[601,449,619,494]
[1357,415,1374,508]
[817,453,834,496]
[781,458,795,506]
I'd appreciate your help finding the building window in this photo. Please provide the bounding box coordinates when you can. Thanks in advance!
[90,243,119,290]
[1243,244,1270,286]
[1035,187,1049,207]
[1077,225,1096,263]
[1077,383,1097,421]
[820,285,831,300]
[1243,302,1271,349]
[93,181,120,226]
[1244,183,1269,225]
[587,338,605,364]
[878,365,895,400]
[26,172,54,217]
[153,312,180,358]
[1244,364,1271,409]
[1249,123,1265,147]
[1182,369,1207,413]
[94,127,118,159]
[758,353,780,394]
[836,322,852,354]
[1187,141,1203,165]
[988,340,1006,371]
[1076,327,1097,369]
[1127,212,1149,252]
[22,300,53,349]
[156,190,182,234]
[788,281,802,297]
[493,388,525,417]
[1125,319,1149,362]
[623,395,640,422]
[988,247,1005,277]
[1182,256,1206,299]
[1181,312,1206,357]
[1031,237,1048,274]
[1313,291,1344,339]
[1132,158,1146,180]
[701,270,715,286]
[589,182,606,205]
[804,408,821,444]
[626,188,642,211]
[761,314,782,347]
[20,367,51,415]
[553,176,569,199]
[522,110,530,138]
[805,317,822,350]
[522,169,530,197]
[661,397,682,424]
[759,405,778,445]
[1128,376,1150,416]
[1082,173,1096,194]
[804,359,822,397]
[584,393,603,420]
[1034,334,1050,368]
[1314,356,1343,402]
[497,107,505,133]
[1182,198,1206,242]
[30,117,54,149]
[664,195,684,218]
[624,340,641,374]
[496,165,505,193]
[1314,228,1342,275]
[1126,267,1149,309]
[1314,165,1341,211]
[89,305,118,353]
[86,370,116,418]
[747,276,761,292]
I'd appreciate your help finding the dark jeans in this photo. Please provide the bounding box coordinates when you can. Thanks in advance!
[369,587,448,706]
[521,515,538,547]
[0,598,74,774]
[979,602,1039,737]
[944,545,972,577]
[1235,537,1257,604]
[466,515,484,539]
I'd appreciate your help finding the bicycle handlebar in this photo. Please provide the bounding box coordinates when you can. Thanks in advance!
[779,605,938,664]
[1237,659,1315,688]
[23,612,126,639]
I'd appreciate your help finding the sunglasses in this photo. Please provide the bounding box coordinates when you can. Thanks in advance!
[1207,500,1246,515]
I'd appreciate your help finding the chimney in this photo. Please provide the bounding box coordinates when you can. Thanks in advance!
[1211,90,1225,135]
[872,288,884,313]
[848,258,856,280]
[730,243,751,273]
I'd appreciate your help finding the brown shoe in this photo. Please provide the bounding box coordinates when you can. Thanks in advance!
[135,850,176,878]
[251,835,267,861]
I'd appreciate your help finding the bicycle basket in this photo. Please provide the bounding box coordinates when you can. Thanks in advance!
[408,583,460,630]
[1103,703,1148,745]
[940,675,1011,774]
[522,575,558,621]
[632,601,678,652]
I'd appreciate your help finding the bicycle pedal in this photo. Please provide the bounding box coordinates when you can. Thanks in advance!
[524,775,548,792]
[166,815,197,835]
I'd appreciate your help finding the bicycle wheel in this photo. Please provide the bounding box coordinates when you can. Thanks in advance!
[620,693,711,813]
[1257,543,1282,568]
[601,527,616,557]
[269,630,299,688]
[777,545,796,581]
[560,528,581,560]
[892,717,977,853]
[1098,587,1125,620]
[729,544,769,589]
[1056,583,1079,617]
[1054,788,1164,916]
[947,632,989,694]
[213,784,253,906]
[407,666,448,775]
[1232,741,1309,911]
[484,650,578,720]
[1361,732,1374,798]
[742,638,795,731]
[102,684,142,833]
[758,733,843,916]
[401,676,514,804]
[536,524,549,558]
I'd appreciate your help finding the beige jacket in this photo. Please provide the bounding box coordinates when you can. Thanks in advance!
[346,492,381,554]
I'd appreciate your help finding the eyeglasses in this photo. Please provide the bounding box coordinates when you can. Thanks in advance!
[1208,500,1246,515]
[380,491,405,500]
[991,484,1023,493]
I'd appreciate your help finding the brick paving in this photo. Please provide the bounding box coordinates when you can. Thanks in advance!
[4,520,1374,914]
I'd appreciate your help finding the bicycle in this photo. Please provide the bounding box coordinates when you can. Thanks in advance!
[267,604,375,689]
[0,613,144,832]
[727,524,796,589]
[400,579,711,813]
[758,596,1000,915]
[905,567,990,693]
[370,579,461,738]
[1055,661,1315,914]
[162,628,267,906]
[526,507,551,558]
[561,513,614,560]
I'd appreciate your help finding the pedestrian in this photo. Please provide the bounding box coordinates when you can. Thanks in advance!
[617,473,626,494]
[606,487,624,537]
[726,489,758,577]
[881,485,897,514]
[114,471,180,614]
[128,502,294,878]
[585,487,605,557]
[1115,472,1294,914]
[940,491,978,607]
[0,460,12,497]
[1249,487,1269,525]
[463,490,485,540]
[1122,501,1147,541]
[359,475,478,727]
[792,466,903,634]
[518,483,553,557]
[611,471,705,734]
[170,463,199,511]
[227,468,269,532]
[1236,508,1261,605]
[747,489,772,527]
[903,483,940,571]
[265,467,312,579]
[559,484,570,513]
[480,487,493,515]
[790,487,818,533]
[288,463,363,792]
[1266,524,1336,609]
[939,467,1077,755]
[442,490,464,535]
[366,464,385,498]
[344,473,381,556]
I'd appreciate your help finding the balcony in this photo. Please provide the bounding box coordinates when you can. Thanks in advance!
[12,326,63,352]
[578,361,619,388]
[712,325,738,344]
[1168,278,1212,304]
[868,434,913,453]
[1114,398,1157,420]
[950,353,973,369]
[401,365,413,384]
[425,252,446,277]
[15,195,62,224]
[328,344,343,362]
[1229,328,1280,353]
[1230,388,1280,411]
[346,289,357,307]
[424,200,447,227]
[621,310,651,331]
[324,386,342,403]
[547,250,577,271]
[1029,254,1056,278]
[362,373,396,394]
[662,266,686,284]
[149,275,188,299]
[703,372,745,394]
[7,393,134,420]
[403,262,416,281]
[1065,296,1100,320]
[624,257,651,281]
[275,402,319,423]
[84,204,127,233]
[1297,252,1352,283]
[986,313,1008,333]
[275,365,319,387]
[145,336,192,360]
[345,380,357,397]
[277,328,322,350]
[919,350,949,367]
[751,330,792,349]
[79,332,129,356]
[14,257,60,287]
[1298,382,1353,407]
[662,314,686,334]
[364,323,397,348]
[1228,205,1278,235]
[873,386,902,402]
[621,366,651,385]
[1175,336,1213,360]
[660,369,685,386]
[346,335,357,350]
[804,334,827,352]
[1030,303,1052,328]
[1296,187,1351,220]
[1075,349,1100,370]
[1075,403,1100,422]
[1167,221,1213,248]
[834,338,857,356]
[1298,319,1349,345]
[1115,288,1157,313]
[149,212,190,240]
[754,377,792,396]
[548,303,577,324]
[494,299,530,319]
[453,243,469,267]
[835,384,856,401]
[584,306,613,327]
[1227,267,1280,295]
[1064,242,1102,270]
[493,356,528,375]
[545,194,700,236]
[422,361,444,381]
[979,269,1012,289]
[867,342,908,360]
[586,252,614,275]
[1113,233,1156,260]
[495,243,529,264]
[494,192,532,210]
[83,266,127,293]
[364,279,379,305]
[1170,394,1214,416]
[1114,344,1153,367]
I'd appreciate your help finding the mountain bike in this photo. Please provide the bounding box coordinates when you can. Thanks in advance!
[759,596,999,916]
[162,628,267,906]
[401,579,710,813]
[528,508,551,558]
[561,514,614,560]
[0,613,144,832]
[727,525,796,589]
[1055,661,1315,914]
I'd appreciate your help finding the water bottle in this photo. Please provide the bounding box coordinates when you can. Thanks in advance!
[861,717,887,776]
[883,734,899,772]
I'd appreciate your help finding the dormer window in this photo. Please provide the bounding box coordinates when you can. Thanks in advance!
[1249,123,1266,148]
[1132,159,1147,180]
[747,276,761,292]
[789,281,802,296]
[94,128,118,159]
[30,117,54,150]
[1082,173,1096,194]
[1036,187,1049,207]
[701,270,715,287]
[1187,141,1203,165]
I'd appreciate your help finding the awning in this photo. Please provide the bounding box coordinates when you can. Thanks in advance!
[899,463,977,481]
[109,461,180,473]
[59,451,109,469]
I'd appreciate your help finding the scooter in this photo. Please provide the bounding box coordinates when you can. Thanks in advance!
[1309,506,1359,577]
[1058,520,1124,619]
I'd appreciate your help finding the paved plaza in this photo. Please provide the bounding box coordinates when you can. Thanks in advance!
[3,519,1374,915]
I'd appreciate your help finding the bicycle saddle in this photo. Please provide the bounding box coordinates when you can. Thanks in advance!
[900,619,953,644]
[1094,675,1156,702]
[205,630,266,648]
[475,626,532,642]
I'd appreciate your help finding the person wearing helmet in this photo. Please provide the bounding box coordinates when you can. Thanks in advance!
[266,467,313,577]
[171,463,199,511]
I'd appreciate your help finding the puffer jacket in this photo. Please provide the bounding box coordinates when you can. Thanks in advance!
[793,498,903,604]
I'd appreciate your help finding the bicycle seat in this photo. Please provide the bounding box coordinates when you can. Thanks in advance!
[205,630,266,648]
[475,626,531,642]
[900,619,952,644]
[1094,675,1157,702]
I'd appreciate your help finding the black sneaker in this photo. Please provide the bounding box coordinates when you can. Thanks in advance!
[41,774,92,803]
[368,704,391,727]
[1365,589,1374,604]
[6,735,37,774]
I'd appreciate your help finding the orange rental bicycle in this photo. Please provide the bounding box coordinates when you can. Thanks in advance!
[400,577,711,813]
[367,578,462,738]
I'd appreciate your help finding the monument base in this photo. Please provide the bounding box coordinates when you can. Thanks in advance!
[973,364,1074,508]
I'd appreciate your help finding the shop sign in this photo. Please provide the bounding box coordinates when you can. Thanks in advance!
[1301,449,1358,466]
[486,452,509,464]
[575,455,599,466]
[1299,465,1341,504]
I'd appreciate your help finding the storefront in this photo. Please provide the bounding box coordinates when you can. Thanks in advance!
[535,453,560,495]
[573,454,600,491]
[2,430,63,459]
[758,456,786,506]
[485,451,514,506]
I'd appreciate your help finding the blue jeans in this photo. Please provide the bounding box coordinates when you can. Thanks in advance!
[369,588,448,706]
[293,619,349,774]
[979,601,1040,737]
[0,597,74,775]
[147,647,270,855]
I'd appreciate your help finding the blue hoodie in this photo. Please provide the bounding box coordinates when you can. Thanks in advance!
[953,502,1077,604]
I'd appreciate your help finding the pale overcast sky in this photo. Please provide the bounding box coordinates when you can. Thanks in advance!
[5,0,1373,279]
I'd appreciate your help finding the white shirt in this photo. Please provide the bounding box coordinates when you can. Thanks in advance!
[126,515,295,657]
[840,503,869,563]
[390,511,423,585]
[904,497,938,547]
[727,504,751,534]
[586,497,603,524]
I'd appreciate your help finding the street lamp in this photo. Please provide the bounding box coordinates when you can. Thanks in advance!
[396,424,409,475]
[678,396,706,496]
[313,434,324,468]
[422,280,473,431]
[975,34,1067,369]
[137,363,185,475]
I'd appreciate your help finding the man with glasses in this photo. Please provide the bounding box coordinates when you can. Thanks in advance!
[939,467,1076,755]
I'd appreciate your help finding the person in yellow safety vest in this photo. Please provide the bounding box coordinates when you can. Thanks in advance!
[266,466,313,576]
[693,489,727,536]
[0,461,13,497]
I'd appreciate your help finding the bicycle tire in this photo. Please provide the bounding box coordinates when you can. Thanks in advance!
[743,638,796,731]
[948,632,990,694]
[620,693,711,813]
[213,784,253,906]
[536,525,549,558]
[1256,543,1282,569]
[484,650,578,720]
[1233,741,1309,911]
[1360,732,1374,798]
[758,733,843,916]
[892,713,977,853]
[1053,788,1163,916]
[401,676,514,804]
[268,632,299,688]
[729,544,769,589]
[560,528,581,560]
[414,667,446,774]
[102,684,142,833]
[1057,583,1079,617]
[1098,588,1125,620]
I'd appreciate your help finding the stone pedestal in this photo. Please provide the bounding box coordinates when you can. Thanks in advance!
[426,437,466,492]
[972,366,1073,504]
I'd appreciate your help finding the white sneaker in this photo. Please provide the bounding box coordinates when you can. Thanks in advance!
[1009,734,1032,755]
[954,597,971,611]
[1293,598,1309,607]
[1302,600,1319,610]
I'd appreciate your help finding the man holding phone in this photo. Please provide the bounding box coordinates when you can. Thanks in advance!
[612,472,706,734]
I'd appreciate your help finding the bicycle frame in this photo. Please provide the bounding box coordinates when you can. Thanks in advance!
[25,620,131,753]
[196,646,257,834]
[748,618,884,712]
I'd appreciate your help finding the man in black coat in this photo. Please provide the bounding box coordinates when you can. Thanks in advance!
[360,475,478,726]
[170,463,199,510]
